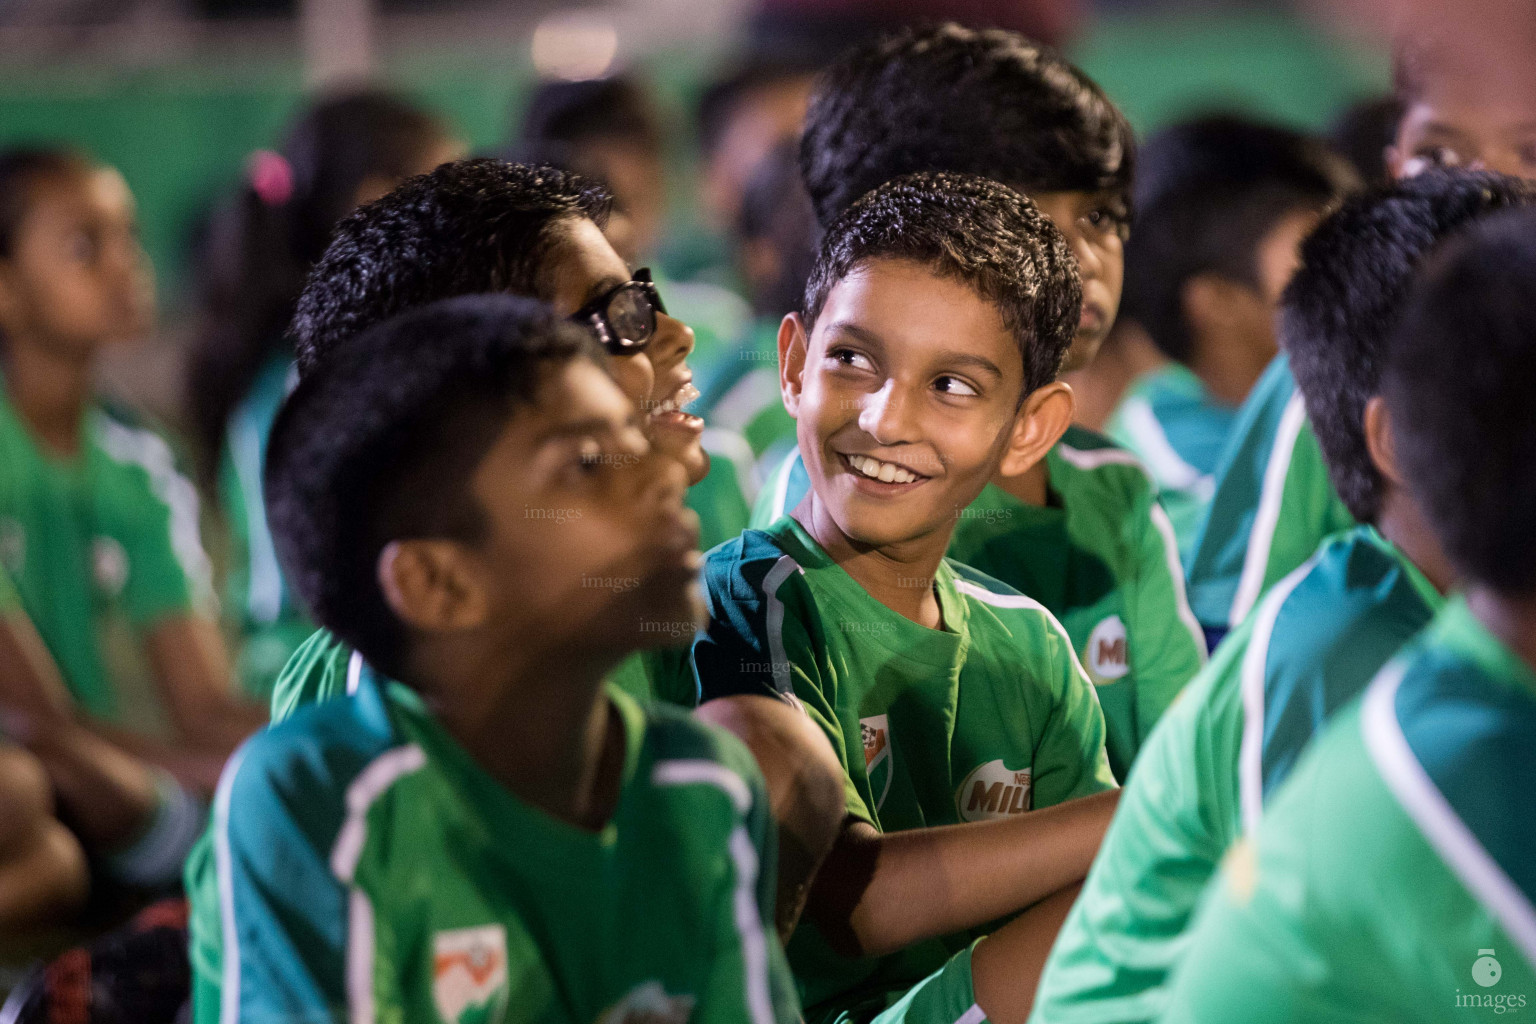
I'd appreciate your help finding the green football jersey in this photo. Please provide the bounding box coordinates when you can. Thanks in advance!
[0,376,213,720]
[0,560,18,614]
[687,514,1117,1021]
[1183,355,1355,634]
[1031,526,1442,1024]
[1106,364,1236,559]
[1163,597,1536,1023]
[197,670,798,1024]
[750,427,1206,780]
[219,353,314,699]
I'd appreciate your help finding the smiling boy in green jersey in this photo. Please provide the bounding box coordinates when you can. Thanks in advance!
[1182,30,1536,645]
[1164,203,1536,1024]
[202,295,800,1024]
[1031,169,1536,1024]
[1105,117,1356,556]
[753,25,1206,779]
[685,172,1120,1024]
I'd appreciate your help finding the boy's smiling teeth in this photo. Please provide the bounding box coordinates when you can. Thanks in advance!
[847,453,922,484]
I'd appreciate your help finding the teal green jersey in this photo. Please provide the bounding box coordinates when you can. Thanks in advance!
[1031,526,1443,1024]
[1163,597,1536,1023]
[1106,365,1235,558]
[686,318,798,554]
[219,353,314,699]
[0,378,213,720]
[686,514,1117,1020]
[196,671,798,1024]
[1183,355,1354,633]
[750,427,1206,779]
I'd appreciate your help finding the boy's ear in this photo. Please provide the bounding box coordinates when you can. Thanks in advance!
[377,540,491,635]
[778,312,808,419]
[1363,395,1403,487]
[997,381,1075,478]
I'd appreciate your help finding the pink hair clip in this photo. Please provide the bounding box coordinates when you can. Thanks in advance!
[248,149,294,207]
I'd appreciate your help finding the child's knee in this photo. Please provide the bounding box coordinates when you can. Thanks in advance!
[0,744,56,851]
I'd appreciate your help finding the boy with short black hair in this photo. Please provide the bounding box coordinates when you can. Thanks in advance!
[693,171,1119,1024]
[1032,168,1536,1024]
[1164,202,1536,1023]
[208,293,799,1023]
[755,23,1204,777]
[1106,116,1356,553]
[1182,28,1536,642]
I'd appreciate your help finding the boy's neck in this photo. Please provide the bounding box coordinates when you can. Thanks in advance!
[1190,337,1269,408]
[1374,487,1456,595]
[1466,587,1536,680]
[3,336,94,455]
[796,493,950,629]
[992,458,1051,508]
[411,637,627,831]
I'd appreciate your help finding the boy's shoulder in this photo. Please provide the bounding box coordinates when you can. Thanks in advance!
[701,520,815,606]
[1050,425,1158,506]
[223,675,405,848]
[944,558,1082,666]
[631,691,766,791]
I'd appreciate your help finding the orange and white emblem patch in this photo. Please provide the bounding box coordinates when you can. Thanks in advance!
[432,925,508,1023]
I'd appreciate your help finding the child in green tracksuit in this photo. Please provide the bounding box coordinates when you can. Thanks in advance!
[690,173,1119,1024]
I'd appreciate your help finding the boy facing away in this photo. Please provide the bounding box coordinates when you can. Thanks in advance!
[1181,28,1536,642]
[1164,203,1536,1024]
[206,295,799,1023]
[754,24,1205,778]
[1032,169,1536,1024]
[685,172,1119,1024]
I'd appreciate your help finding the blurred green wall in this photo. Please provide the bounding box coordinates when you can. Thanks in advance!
[0,8,1387,303]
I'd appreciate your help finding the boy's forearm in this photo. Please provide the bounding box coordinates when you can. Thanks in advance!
[810,788,1119,959]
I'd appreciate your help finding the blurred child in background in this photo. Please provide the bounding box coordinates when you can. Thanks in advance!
[1106,116,1356,555]
[186,90,462,698]
[1181,26,1536,646]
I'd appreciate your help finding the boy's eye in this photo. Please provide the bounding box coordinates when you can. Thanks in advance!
[829,348,875,372]
[933,375,979,398]
[1083,205,1130,242]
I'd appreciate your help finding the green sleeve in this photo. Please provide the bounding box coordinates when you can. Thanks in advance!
[216,741,350,1024]
[270,629,353,722]
[1127,498,1208,749]
[1031,615,1118,808]
[0,561,18,614]
[700,729,803,1024]
[184,828,224,1024]
[1257,424,1354,605]
[110,435,210,627]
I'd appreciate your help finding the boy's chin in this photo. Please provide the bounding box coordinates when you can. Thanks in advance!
[627,584,708,650]
[824,497,955,552]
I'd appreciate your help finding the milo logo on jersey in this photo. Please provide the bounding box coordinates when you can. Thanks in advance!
[861,714,893,812]
[432,925,508,1024]
[598,981,696,1024]
[1084,615,1130,686]
[956,760,1032,821]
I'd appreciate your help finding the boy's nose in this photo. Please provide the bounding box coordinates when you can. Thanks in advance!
[858,380,920,446]
[1070,228,1104,281]
[648,313,695,373]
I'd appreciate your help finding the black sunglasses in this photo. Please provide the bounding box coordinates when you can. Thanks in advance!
[571,267,668,355]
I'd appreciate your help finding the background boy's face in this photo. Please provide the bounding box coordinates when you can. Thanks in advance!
[1031,189,1126,371]
[1390,77,1536,181]
[786,258,1027,549]
[462,356,703,655]
[0,166,154,360]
